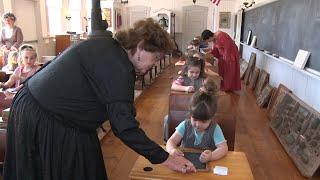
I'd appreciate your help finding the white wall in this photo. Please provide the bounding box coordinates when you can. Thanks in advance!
[14,0,37,41]
[119,0,240,51]
[213,0,239,38]
[120,0,215,33]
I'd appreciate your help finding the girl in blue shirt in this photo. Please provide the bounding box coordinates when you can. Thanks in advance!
[166,91,228,163]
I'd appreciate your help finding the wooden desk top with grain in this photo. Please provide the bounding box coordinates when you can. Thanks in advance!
[129,151,254,180]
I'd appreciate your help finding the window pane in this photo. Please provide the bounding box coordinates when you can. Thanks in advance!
[46,0,62,8]
[70,11,81,32]
[69,0,81,10]
[47,7,62,35]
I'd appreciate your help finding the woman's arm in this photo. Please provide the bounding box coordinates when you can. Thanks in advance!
[0,29,6,47]
[12,27,23,50]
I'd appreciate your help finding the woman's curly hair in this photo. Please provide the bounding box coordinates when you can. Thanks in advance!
[114,18,174,55]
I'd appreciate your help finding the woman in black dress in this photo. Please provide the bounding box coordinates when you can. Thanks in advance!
[4,18,196,180]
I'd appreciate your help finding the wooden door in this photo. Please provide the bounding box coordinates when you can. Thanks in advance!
[182,5,208,52]
[126,6,151,27]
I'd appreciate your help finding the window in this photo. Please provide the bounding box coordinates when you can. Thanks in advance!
[46,0,62,35]
[68,0,82,32]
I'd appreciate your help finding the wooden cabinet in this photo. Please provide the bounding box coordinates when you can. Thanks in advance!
[55,34,81,55]
[55,35,71,55]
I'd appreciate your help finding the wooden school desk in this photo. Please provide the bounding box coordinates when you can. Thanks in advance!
[129,151,254,180]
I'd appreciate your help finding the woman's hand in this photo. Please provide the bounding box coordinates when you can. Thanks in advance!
[199,150,212,163]
[168,148,184,157]
[185,86,195,93]
[162,154,196,173]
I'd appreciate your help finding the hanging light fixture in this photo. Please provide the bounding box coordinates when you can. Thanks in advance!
[243,0,255,8]
[193,0,196,4]
[121,0,128,4]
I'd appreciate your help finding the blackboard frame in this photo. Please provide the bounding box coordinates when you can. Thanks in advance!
[241,0,320,72]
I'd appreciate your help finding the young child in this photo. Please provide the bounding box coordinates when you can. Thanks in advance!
[1,50,18,71]
[166,91,228,163]
[200,77,219,96]
[0,44,40,99]
[171,57,206,93]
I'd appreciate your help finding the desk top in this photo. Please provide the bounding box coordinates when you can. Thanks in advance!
[129,151,254,180]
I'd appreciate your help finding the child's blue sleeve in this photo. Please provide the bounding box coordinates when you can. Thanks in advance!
[175,121,186,136]
[213,124,226,145]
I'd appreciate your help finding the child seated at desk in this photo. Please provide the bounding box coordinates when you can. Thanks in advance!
[166,90,228,163]
[1,50,18,71]
[172,57,206,93]
[0,44,40,101]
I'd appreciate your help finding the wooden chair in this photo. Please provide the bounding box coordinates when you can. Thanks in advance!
[0,71,6,82]
[165,92,236,150]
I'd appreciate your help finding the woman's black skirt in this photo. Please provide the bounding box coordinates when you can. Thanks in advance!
[3,86,107,180]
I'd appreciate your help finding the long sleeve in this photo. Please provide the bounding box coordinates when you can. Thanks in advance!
[12,27,23,49]
[107,102,169,164]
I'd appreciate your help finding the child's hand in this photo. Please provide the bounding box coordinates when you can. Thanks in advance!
[199,150,212,163]
[185,86,195,93]
[4,90,15,100]
[169,148,184,157]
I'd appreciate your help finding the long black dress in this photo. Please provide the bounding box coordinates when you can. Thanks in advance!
[4,37,169,180]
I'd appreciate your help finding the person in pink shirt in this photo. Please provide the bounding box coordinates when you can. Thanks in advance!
[0,44,39,111]
[201,30,241,92]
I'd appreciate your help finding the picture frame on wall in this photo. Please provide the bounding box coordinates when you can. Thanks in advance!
[219,12,231,29]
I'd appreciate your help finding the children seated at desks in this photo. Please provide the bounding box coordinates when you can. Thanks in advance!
[1,50,18,71]
[171,57,206,93]
[166,90,228,163]
[0,44,40,101]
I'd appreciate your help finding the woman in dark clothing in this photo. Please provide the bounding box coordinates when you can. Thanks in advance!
[4,18,196,180]
[0,12,23,67]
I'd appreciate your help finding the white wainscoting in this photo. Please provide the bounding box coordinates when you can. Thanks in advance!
[241,43,320,112]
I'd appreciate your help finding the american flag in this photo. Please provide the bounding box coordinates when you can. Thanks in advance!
[211,0,221,6]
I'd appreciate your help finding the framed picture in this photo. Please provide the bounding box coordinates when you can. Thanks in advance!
[219,12,231,29]
[256,84,274,107]
[102,8,112,28]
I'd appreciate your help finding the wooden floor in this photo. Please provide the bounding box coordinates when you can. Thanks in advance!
[101,61,320,180]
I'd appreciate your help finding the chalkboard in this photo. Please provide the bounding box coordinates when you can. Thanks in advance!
[242,0,320,72]
[183,152,208,170]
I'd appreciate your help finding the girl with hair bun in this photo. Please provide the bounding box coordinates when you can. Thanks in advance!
[166,90,228,163]
[171,57,206,93]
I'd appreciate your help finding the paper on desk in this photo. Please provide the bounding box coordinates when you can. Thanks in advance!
[213,166,228,176]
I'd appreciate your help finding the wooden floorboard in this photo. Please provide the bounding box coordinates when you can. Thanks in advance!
[101,61,320,180]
